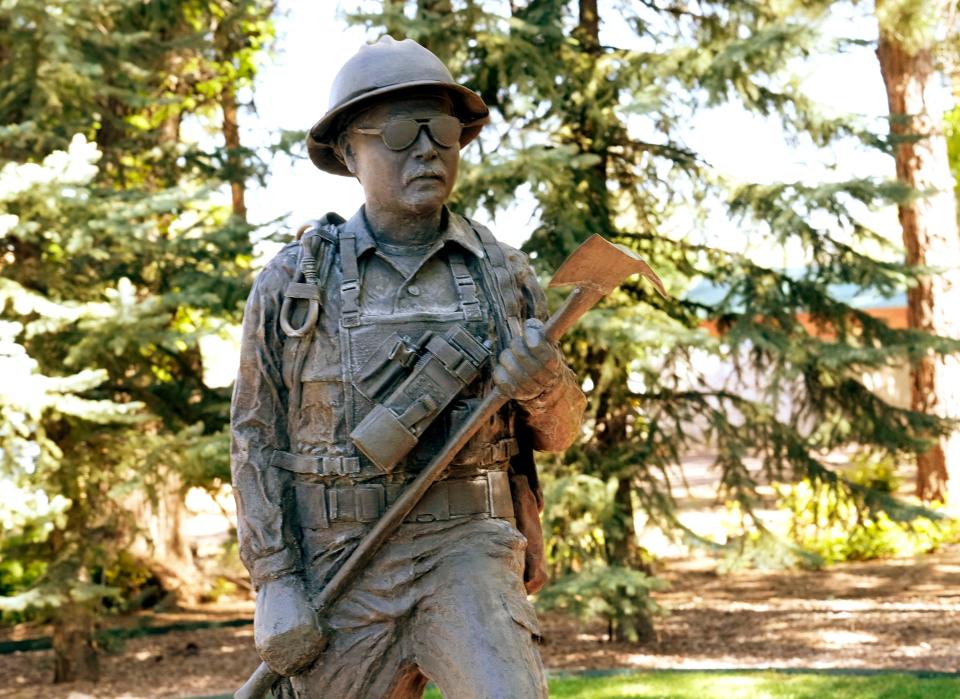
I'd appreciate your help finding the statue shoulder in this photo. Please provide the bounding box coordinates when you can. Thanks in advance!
[252,242,300,300]
[459,213,545,320]
[256,211,346,289]
[295,212,346,245]
[458,214,532,274]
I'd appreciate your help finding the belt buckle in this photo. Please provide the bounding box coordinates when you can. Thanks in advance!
[411,481,450,523]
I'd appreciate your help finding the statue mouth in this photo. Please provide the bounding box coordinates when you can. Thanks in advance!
[408,171,445,184]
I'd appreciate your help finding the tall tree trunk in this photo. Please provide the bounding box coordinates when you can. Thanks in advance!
[135,468,204,607]
[49,464,101,684]
[221,84,248,221]
[876,3,960,504]
[578,0,599,51]
[52,601,99,683]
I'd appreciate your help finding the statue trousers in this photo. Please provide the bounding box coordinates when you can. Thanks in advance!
[288,515,548,699]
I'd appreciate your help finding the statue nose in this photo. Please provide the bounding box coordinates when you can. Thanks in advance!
[410,126,439,159]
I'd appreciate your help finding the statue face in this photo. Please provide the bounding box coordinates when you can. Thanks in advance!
[342,95,460,223]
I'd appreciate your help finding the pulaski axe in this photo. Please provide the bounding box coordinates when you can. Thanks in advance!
[235,235,666,699]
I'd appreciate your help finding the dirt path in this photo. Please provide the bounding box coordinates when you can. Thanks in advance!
[542,545,960,673]
[3,544,959,698]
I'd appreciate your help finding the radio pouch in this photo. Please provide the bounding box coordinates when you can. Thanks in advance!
[351,326,491,473]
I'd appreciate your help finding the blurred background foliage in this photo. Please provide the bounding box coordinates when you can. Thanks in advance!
[0,0,274,681]
[2,0,960,684]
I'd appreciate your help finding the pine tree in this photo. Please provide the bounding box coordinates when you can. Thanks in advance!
[350,0,960,639]
[0,0,274,682]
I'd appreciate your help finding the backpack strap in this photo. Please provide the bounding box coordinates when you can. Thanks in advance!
[337,227,361,328]
[465,218,544,501]
[282,212,344,443]
[280,213,344,338]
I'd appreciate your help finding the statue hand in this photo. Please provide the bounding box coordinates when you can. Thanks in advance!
[254,575,327,677]
[492,319,563,402]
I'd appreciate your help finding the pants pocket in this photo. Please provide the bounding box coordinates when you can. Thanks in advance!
[501,590,543,641]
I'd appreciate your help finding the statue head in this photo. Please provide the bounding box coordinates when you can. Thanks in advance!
[306,36,489,177]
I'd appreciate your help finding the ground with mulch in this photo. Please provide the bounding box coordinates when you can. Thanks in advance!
[3,543,959,698]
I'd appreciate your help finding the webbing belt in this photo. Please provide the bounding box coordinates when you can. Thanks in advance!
[292,471,514,528]
[269,450,360,476]
[450,437,519,466]
[270,437,518,477]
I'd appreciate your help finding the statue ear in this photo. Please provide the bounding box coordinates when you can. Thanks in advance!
[338,133,358,177]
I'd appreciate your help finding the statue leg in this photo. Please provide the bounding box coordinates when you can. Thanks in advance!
[410,545,548,699]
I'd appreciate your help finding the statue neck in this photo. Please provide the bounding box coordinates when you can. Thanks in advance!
[363,205,445,248]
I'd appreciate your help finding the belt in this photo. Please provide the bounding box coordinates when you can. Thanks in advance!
[449,437,519,466]
[272,437,518,477]
[293,471,514,528]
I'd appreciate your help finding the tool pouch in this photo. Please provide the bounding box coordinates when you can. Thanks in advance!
[354,332,426,400]
[351,326,491,473]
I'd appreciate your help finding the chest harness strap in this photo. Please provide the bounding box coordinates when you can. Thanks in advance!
[447,251,483,321]
[338,229,361,328]
[337,233,489,323]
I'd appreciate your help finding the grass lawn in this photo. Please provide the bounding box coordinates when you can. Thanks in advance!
[423,671,960,698]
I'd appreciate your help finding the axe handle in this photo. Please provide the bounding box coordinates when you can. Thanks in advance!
[235,280,602,699]
[234,662,277,699]
[543,284,602,343]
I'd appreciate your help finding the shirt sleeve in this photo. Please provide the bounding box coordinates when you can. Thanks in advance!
[230,246,302,587]
[501,245,587,452]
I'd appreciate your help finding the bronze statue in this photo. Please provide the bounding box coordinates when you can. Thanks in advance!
[231,36,602,699]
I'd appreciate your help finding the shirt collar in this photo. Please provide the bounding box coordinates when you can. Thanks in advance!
[341,206,485,260]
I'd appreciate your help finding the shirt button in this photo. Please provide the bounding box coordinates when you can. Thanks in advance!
[407,285,421,296]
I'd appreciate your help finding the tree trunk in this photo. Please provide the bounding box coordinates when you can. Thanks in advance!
[876,5,960,504]
[221,84,247,221]
[140,469,204,606]
[52,601,99,683]
[578,0,599,52]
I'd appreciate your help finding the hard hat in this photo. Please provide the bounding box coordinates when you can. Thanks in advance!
[306,36,489,176]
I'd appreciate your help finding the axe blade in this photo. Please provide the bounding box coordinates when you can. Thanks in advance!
[548,235,667,298]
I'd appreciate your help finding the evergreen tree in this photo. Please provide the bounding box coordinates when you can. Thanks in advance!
[0,0,274,682]
[350,0,960,639]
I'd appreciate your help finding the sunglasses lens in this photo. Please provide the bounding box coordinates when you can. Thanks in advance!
[381,120,421,150]
[376,117,464,150]
[427,116,462,147]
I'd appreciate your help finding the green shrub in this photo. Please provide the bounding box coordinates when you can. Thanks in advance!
[778,456,960,564]
[536,564,668,642]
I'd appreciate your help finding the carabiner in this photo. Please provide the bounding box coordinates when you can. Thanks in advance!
[280,296,319,338]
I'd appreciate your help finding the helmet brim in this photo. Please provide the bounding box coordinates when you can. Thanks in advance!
[306,80,489,176]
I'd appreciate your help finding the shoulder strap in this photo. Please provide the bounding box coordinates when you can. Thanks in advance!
[281,213,344,338]
[468,219,524,339]
[447,251,483,321]
[282,214,344,440]
[338,227,360,328]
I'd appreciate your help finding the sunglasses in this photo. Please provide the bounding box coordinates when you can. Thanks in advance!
[351,115,477,151]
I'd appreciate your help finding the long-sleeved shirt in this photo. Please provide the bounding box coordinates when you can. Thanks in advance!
[230,207,586,586]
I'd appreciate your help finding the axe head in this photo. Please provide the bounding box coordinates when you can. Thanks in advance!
[548,235,668,298]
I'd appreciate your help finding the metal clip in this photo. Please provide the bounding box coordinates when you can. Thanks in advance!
[280,296,319,338]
